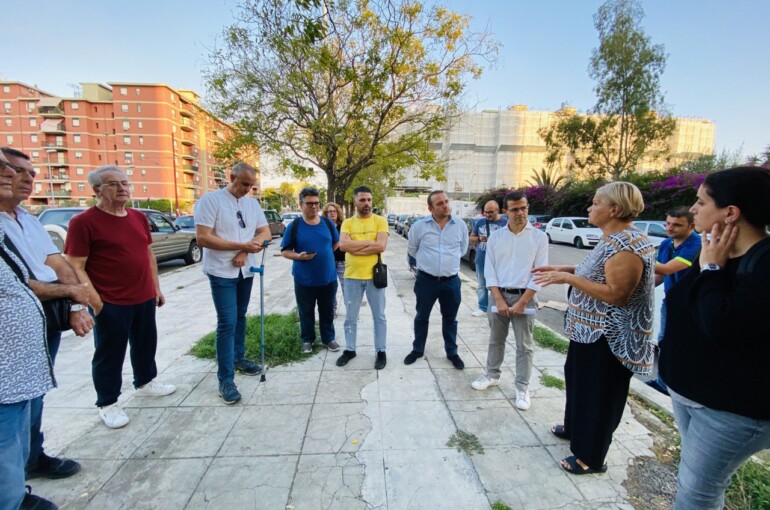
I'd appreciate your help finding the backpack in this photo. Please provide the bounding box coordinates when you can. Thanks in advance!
[282,215,336,252]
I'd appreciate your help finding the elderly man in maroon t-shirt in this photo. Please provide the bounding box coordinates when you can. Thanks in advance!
[65,165,175,429]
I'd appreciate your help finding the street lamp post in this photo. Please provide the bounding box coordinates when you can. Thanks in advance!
[468,172,477,202]
[45,148,58,206]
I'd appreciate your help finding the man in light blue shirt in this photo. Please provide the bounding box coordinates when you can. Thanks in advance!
[405,190,469,369]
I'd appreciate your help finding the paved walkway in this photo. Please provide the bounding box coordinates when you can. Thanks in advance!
[34,233,670,509]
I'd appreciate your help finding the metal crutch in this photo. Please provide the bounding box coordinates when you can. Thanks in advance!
[250,240,271,382]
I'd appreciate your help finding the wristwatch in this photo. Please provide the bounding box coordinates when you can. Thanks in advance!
[701,263,721,272]
[70,304,87,312]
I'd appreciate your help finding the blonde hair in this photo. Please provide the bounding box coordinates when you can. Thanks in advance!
[322,202,345,226]
[595,181,645,221]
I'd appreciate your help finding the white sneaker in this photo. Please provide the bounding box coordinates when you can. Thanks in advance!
[134,381,176,397]
[471,309,487,317]
[471,374,500,391]
[515,389,531,410]
[99,403,130,429]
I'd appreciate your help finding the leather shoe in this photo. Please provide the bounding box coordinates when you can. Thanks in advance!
[374,351,387,370]
[403,351,424,365]
[447,354,464,370]
[27,453,81,480]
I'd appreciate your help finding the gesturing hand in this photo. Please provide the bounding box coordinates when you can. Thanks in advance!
[700,221,738,268]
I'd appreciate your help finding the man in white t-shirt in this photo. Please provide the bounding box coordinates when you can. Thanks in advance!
[195,163,271,404]
[471,191,548,411]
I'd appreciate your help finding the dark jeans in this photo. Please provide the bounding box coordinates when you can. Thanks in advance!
[295,281,337,345]
[92,299,158,407]
[208,273,254,383]
[412,272,461,355]
[27,328,61,468]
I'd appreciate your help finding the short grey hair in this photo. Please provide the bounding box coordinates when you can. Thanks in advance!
[87,165,126,189]
[230,162,256,176]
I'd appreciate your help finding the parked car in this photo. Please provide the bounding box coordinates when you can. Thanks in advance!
[632,220,668,248]
[281,212,300,228]
[264,209,286,237]
[528,214,552,231]
[402,215,424,238]
[545,217,602,249]
[394,214,409,234]
[37,207,202,265]
[460,217,477,271]
[387,213,397,226]
[174,215,195,231]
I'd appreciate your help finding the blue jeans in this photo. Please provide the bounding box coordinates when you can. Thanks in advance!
[208,273,254,383]
[654,301,668,391]
[0,399,31,510]
[412,272,461,356]
[672,396,770,510]
[93,299,158,407]
[295,281,337,345]
[28,328,62,468]
[343,278,387,352]
[475,253,488,312]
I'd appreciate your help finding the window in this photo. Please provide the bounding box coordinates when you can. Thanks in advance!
[3,102,11,111]
[77,183,86,191]
[135,88,141,96]
[126,168,133,176]
[72,118,80,127]
[3,119,10,127]
[29,118,37,127]
[121,104,128,112]
[141,169,146,175]
[94,106,98,113]
[142,185,147,192]
[27,103,34,112]
[95,122,99,129]
[122,120,130,130]
[6,135,13,144]
[169,93,175,102]
[2,85,9,93]
[137,121,143,129]
[31,151,39,160]
[75,151,82,159]
[140,153,145,160]
[76,167,84,175]
[71,102,79,110]
[73,134,81,143]
[30,134,38,143]
[138,136,144,145]
[124,152,133,163]
[123,136,131,145]
[137,104,142,113]
[120,87,128,96]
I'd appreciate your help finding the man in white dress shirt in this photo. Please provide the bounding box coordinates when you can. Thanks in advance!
[471,191,548,411]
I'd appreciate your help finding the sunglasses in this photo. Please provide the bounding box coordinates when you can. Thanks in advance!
[236,210,246,228]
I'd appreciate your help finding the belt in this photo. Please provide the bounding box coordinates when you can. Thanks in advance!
[418,270,458,282]
[500,288,526,294]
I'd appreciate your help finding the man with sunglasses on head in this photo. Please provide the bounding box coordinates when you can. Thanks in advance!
[65,165,176,429]
[470,200,508,317]
[195,163,271,404]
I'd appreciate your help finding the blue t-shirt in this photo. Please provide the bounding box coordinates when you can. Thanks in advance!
[280,216,339,286]
[471,216,508,262]
[657,232,701,293]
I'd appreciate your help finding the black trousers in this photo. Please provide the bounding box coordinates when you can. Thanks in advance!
[92,298,158,407]
[563,336,632,470]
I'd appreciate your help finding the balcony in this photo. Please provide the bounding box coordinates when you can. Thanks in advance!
[179,103,195,117]
[51,189,72,197]
[180,134,195,146]
[180,118,196,131]
[181,147,198,160]
[45,173,70,182]
[42,141,67,150]
[214,171,226,180]
[40,120,66,134]
[38,106,64,118]
[181,164,199,174]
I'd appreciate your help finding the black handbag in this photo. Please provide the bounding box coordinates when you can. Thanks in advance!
[373,254,388,289]
[3,236,72,332]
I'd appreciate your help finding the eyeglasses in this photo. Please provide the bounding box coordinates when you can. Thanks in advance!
[236,210,246,228]
[303,201,320,207]
[3,161,37,178]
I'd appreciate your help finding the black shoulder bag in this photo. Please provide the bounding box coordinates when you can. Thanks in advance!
[373,254,388,289]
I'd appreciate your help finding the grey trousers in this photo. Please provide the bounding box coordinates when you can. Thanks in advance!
[486,293,536,390]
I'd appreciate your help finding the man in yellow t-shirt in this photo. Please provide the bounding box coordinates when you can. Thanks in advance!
[336,186,390,369]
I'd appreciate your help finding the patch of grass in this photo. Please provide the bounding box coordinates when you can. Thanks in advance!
[534,325,569,354]
[726,460,770,510]
[491,502,512,510]
[540,372,565,390]
[446,430,484,456]
[190,310,315,367]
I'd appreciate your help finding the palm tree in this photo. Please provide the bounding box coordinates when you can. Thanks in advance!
[527,167,565,189]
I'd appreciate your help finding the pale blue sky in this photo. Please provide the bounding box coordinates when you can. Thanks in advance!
[3,0,768,158]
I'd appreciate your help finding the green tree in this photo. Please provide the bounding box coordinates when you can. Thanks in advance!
[540,0,675,180]
[205,0,497,204]
[526,167,565,189]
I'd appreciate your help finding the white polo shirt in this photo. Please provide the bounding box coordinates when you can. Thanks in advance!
[194,189,268,278]
[0,206,59,283]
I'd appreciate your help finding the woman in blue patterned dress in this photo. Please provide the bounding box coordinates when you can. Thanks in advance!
[532,182,656,475]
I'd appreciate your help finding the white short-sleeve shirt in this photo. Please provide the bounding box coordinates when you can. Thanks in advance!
[0,206,59,283]
[194,189,268,278]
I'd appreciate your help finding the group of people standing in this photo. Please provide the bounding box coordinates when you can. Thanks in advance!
[1,146,768,509]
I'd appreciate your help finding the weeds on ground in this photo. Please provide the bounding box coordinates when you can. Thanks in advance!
[446,430,484,456]
[491,502,512,510]
[539,372,565,390]
[725,460,770,510]
[190,310,316,367]
[533,325,569,354]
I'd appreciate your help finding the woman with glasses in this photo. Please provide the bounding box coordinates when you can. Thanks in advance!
[322,202,346,316]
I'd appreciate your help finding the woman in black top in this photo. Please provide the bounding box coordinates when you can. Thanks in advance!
[322,202,346,316]
[659,166,770,510]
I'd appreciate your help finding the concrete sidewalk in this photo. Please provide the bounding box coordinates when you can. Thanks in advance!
[33,233,668,509]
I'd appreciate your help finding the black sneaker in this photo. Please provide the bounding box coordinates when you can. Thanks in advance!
[403,351,424,365]
[26,453,81,480]
[447,354,465,370]
[336,350,357,367]
[374,351,387,370]
[218,381,242,404]
[20,486,57,510]
[234,358,263,376]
